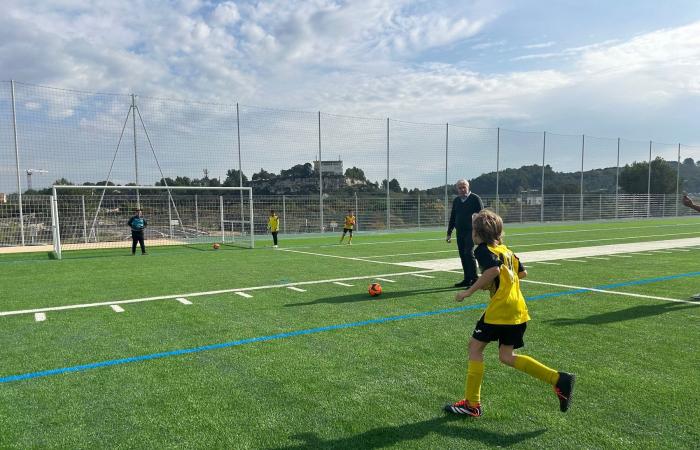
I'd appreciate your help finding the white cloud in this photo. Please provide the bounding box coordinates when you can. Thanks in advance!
[211,2,240,25]
[523,41,555,49]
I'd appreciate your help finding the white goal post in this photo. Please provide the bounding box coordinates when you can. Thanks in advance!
[51,185,254,259]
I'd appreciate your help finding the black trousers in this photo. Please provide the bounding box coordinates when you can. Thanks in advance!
[456,231,477,282]
[271,231,278,245]
[131,230,146,254]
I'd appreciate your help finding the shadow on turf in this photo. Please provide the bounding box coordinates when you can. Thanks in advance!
[545,300,700,326]
[283,286,460,307]
[270,415,546,449]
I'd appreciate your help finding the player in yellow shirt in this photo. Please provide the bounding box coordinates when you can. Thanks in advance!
[339,210,356,245]
[267,209,280,248]
[444,209,575,417]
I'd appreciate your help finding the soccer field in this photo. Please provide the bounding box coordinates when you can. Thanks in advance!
[1,218,700,449]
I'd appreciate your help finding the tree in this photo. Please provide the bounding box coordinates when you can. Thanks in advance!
[683,157,695,166]
[252,168,275,181]
[619,157,676,194]
[381,178,401,192]
[223,169,248,187]
[345,166,366,181]
[280,163,313,178]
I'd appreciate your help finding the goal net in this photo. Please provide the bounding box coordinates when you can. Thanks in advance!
[51,185,254,259]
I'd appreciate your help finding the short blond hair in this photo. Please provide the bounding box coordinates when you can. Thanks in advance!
[472,209,504,245]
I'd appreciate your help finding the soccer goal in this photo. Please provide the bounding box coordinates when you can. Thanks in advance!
[51,185,254,259]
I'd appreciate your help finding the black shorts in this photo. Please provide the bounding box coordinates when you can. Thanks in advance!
[472,315,527,349]
[343,228,353,234]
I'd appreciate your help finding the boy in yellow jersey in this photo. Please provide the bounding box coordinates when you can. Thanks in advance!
[267,209,280,248]
[339,209,356,245]
[444,209,575,417]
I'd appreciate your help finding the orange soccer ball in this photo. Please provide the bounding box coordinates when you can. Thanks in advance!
[368,282,382,297]
[213,243,221,250]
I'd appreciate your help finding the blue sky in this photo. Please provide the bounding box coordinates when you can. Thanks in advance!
[2,0,700,190]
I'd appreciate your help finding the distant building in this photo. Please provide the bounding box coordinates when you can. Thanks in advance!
[314,160,343,176]
[0,193,6,203]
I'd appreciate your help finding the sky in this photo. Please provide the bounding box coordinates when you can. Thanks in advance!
[2,0,700,190]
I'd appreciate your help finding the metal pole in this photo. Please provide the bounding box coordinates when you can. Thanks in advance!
[354,191,359,231]
[444,123,449,227]
[418,192,421,230]
[132,94,140,209]
[615,138,620,219]
[676,143,681,217]
[195,194,199,233]
[580,134,585,221]
[236,103,244,234]
[599,193,602,219]
[249,189,254,248]
[647,140,652,217]
[541,131,546,222]
[318,111,324,233]
[10,80,25,246]
[562,193,565,221]
[81,195,88,244]
[386,118,390,229]
[168,198,173,238]
[219,195,225,243]
[496,127,500,214]
[520,192,523,223]
[282,195,287,234]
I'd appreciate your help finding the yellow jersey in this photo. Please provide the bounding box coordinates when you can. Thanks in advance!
[344,215,356,230]
[267,215,280,232]
[474,243,530,325]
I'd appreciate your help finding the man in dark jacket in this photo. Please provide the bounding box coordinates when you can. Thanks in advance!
[127,208,148,255]
[447,179,483,287]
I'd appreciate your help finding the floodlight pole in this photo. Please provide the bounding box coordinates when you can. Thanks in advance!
[386,118,390,230]
[10,80,25,245]
[236,103,244,234]
[495,127,500,215]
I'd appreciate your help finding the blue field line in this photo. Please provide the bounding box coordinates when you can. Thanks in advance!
[2,270,699,384]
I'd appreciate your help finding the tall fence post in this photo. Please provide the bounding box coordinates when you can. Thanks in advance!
[676,143,681,217]
[236,103,244,234]
[131,93,140,209]
[579,134,585,221]
[541,131,546,222]
[282,195,287,234]
[318,111,324,233]
[81,195,88,244]
[561,193,565,221]
[418,192,421,230]
[10,80,25,245]
[496,127,500,214]
[386,118,390,230]
[354,191,359,232]
[444,123,449,228]
[647,140,652,217]
[615,138,620,219]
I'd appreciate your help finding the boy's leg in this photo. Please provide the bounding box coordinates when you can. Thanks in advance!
[272,232,278,246]
[445,337,487,416]
[348,230,353,244]
[139,235,146,254]
[131,234,137,254]
[339,231,345,243]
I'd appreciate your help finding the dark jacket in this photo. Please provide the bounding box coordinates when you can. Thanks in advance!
[447,193,483,235]
[128,215,147,232]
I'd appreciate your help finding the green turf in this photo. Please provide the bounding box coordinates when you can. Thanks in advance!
[1,218,699,448]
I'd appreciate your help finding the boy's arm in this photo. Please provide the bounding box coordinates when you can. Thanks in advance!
[455,267,499,301]
[683,195,700,212]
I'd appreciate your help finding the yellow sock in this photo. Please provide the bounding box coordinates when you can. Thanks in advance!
[513,354,559,385]
[464,360,484,404]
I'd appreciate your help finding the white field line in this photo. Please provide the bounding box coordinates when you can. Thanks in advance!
[563,259,588,263]
[531,261,561,265]
[333,282,354,287]
[411,273,435,278]
[287,286,306,292]
[609,254,633,258]
[0,269,441,317]
[176,298,192,305]
[374,277,396,283]
[586,256,610,260]
[676,249,690,252]
[522,279,699,305]
[632,253,654,256]
[110,305,125,313]
[34,313,46,322]
[649,250,673,254]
